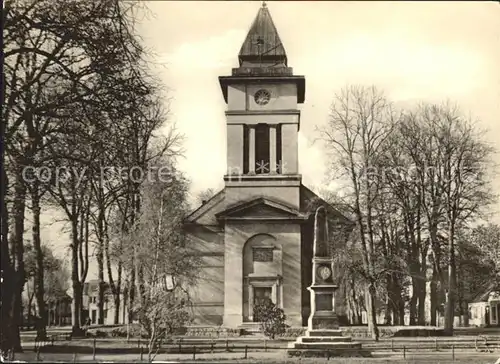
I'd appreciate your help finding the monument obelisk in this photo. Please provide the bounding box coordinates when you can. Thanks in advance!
[307,206,339,330]
[287,206,370,358]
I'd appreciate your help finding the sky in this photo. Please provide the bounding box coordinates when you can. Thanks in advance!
[40,1,500,279]
[137,0,500,197]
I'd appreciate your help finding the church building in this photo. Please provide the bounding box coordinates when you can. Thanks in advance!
[184,3,351,329]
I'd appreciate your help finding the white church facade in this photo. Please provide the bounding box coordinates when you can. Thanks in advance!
[183,3,351,329]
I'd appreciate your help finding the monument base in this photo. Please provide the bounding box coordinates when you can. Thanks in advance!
[287,329,371,358]
[308,310,339,330]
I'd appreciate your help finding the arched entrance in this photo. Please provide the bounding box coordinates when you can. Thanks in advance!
[242,233,283,322]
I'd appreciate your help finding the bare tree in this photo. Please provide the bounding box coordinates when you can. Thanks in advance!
[196,188,216,205]
[319,85,399,340]
[400,103,495,333]
[119,162,197,360]
[3,0,162,345]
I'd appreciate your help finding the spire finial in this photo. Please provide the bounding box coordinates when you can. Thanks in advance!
[262,1,267,8]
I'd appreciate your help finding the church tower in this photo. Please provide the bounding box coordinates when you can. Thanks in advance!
[184,3,350,330]
[217,2,307,327]
[219,1,305,208]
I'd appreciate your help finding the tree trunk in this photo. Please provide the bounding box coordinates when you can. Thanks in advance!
[27,294,34,326]
[116,260,122,324]
[384,274,393,325]
[57,301,62,326]
[97,199,105,325]
[416,192,426,326]
[366,282,379,340]
[397,289,405,326]
[444,229,457,336]
[70,218,84,336]
[10,165,27,352]
[417,281,426,326]
[389,272,404,326]
[417,250,428,326]
[409,276,418,325]
[0,60,20,354]
[113,293,121,325]
[31,182,47,340]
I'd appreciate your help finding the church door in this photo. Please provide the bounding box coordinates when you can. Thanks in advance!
[253,287,272,322]
[254,287,272,305]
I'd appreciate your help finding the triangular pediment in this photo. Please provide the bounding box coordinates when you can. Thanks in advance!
[231,204,296,218]
[216,197,306,221]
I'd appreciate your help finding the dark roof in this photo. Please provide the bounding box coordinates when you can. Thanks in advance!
[238,2,287,66]
[219,4,306,105]
[184,184,353,227]
[299,185,353,226]
[83,280,113,296]
[471,280,500,303]
[184,188,225,224]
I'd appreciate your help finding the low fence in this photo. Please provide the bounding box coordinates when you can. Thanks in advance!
[23,335,500,362]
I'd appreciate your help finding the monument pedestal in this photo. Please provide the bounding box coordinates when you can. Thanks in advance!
[287,287,371,358]
[287,327,371,358]
[287,207,370,357]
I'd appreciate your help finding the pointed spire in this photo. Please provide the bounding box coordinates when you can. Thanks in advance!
[238,2,287,67]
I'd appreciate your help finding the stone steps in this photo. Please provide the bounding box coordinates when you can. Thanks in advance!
[238,322,262,334]
[306,329,344,337]
[289,342,362,349]
[287,328,371,358]
[298,336,353,343]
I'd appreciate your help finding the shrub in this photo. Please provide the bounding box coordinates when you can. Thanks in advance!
[281,326,306,338]
[253,299,288,339]
[109,324,149,338]
[393,328,446,337]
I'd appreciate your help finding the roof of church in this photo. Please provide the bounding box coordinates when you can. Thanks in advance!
[184,184,352,227]
[238,2,287,66]
[215,196,308,221]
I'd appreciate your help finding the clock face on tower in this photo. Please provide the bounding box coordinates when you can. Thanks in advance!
[254,89,271,105]
[317,265,332,280]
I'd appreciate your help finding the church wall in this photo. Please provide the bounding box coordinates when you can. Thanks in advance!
[246,84,297,111]
[223,222,302,327]
[225,185,300,209]
[227,124,244,174]
[223,224,245,327]
[300,216,314,325]
[227,85,246,110]
[275,223,303,327]
[281,124,299,174]
[186,227,225,325]
[227,84,298,111]
[226,113,299,125]
[242,237,282,277]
